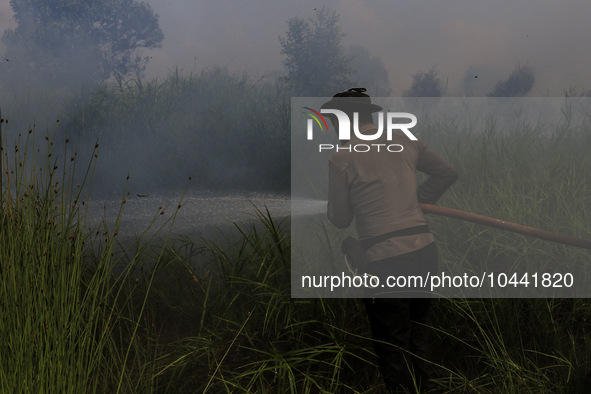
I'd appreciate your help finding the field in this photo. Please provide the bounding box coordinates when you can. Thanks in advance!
[1,73,591,393]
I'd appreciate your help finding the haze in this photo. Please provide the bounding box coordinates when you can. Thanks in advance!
[2,0,591,96]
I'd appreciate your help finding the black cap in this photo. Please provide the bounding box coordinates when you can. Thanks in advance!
[320,87,383,113]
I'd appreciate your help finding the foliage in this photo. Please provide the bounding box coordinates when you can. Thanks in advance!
[59,67,291,193]
[0,117,118,392]
[402,66,446,97]
[4,78,591,393]
[0,114,190,393]
[1,0,164,91]
[278,6,353,96]
[487,63,535,97]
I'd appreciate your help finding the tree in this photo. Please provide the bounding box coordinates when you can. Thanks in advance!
[487,64,535,97]
[347,45,391,96]
[1,0,164,90]
[402,66,445,97]
[279,7,352,96]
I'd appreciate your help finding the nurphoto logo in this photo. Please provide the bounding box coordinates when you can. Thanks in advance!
[303,108,418,153]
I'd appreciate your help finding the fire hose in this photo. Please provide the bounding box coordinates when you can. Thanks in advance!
[341,204,591,276]
[420,204,591,250]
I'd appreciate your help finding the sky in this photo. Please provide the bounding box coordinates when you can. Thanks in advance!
[2,0,591,96]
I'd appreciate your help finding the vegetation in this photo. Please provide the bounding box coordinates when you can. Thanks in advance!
[279,6,353,96]
[2,4,589,392]
[403,67,446,98]
[2,97,591,392]
[57,67,291,193]
[487,64,535,97]
[1,0,164,91]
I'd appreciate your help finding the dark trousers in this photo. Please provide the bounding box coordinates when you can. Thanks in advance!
[363,242,440,393]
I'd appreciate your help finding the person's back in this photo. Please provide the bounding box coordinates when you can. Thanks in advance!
[323,88,458,393]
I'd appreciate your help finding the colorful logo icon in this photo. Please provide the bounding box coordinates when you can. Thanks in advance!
[303,107,329,137]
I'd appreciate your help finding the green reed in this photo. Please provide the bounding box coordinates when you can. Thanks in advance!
[0,113,188,393]
[0,115,107,392]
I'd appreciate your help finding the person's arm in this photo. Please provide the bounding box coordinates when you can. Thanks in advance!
[416,144,459,205]
[327,159,354,228]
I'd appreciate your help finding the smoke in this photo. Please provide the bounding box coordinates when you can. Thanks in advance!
[347,45,391,96]
[3,0,591,98]
[3,0,591,197]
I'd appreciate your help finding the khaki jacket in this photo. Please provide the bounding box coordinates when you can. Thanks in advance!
[327,123,459,262]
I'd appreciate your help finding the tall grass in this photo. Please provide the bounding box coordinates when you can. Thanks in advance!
[59,67,291,193]
[289,101,591,390]
[0,113,189,393]
[427,112,591,391]
[0,115,111,392]
[403,104,591,391]
[122,208,381,393]
[419,106,591,295]
[3,96,591,393]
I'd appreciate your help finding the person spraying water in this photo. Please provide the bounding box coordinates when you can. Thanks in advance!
[323,88,457,393]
